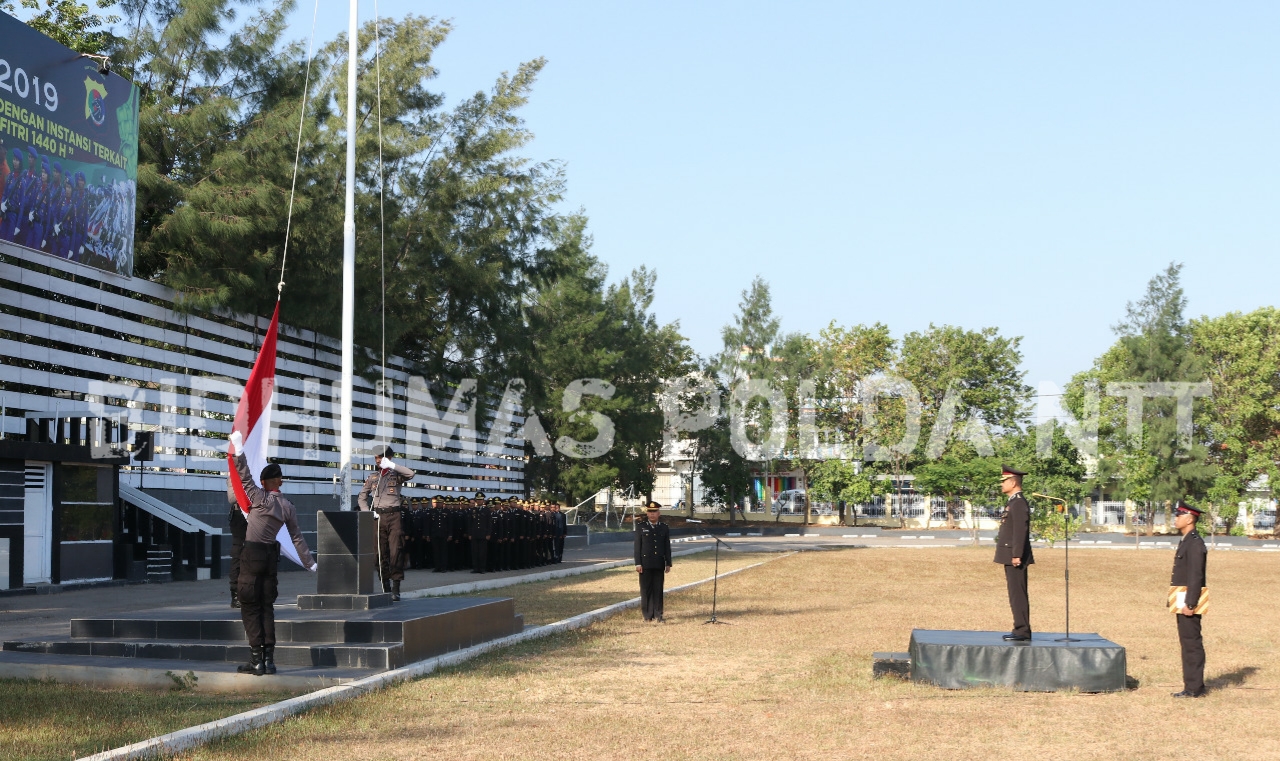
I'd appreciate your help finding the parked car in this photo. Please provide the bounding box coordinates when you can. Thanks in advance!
[771,489,807,514]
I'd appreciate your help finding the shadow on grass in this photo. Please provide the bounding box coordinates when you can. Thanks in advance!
[1207,666,1259,691]
[692,604,848,619]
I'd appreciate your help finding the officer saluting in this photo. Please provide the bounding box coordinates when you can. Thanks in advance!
[994,465,1034,641]
[228,431,316,676]
[358,444,415,601]
[634,501,672,623]
[1169,501,1208,698]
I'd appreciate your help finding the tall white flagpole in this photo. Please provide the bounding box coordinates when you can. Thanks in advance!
[339,0,358,509]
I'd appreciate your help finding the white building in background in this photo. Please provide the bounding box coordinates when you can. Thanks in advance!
[0,239,525,587]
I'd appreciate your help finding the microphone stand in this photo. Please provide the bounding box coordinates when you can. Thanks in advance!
[1033,493,1078,643]
[705,536,735,625]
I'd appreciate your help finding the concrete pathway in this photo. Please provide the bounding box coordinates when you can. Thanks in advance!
[0,543,644,641]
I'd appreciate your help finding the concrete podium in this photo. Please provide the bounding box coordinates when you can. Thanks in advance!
[296,511,393,610]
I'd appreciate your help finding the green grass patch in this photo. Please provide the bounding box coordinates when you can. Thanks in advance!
[0,677,298,761]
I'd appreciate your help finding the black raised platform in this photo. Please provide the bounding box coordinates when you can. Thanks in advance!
[4,597,524,672]
[908,629,1126,693]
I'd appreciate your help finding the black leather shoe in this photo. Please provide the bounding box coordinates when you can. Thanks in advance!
[1002,633,1031,641]
[1171,690,1205,698]
[230,590,240,609]
[391,580,401,602]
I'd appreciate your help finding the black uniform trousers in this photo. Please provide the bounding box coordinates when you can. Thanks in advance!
[376,509,406,582]
[1004,564,1031,637]
[228,507,247,592]
[639,568,666,620]
[470,537,488,573]
[432,534,450,572]
[554,536,565,563]
[1177,614,1205,694]
[238,541,280,648]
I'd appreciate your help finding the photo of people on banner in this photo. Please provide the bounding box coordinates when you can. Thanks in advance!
[0,12,140,277]
[0,139,135,276]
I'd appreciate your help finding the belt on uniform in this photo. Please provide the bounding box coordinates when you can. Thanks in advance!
[374,507,400,514]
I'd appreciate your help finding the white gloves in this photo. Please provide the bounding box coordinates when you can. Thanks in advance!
[380,457,396,470]
[229,430,244,455]
[53,223,61,235]
[1,201,6,212]
[373,511,381,519]
[27,211,33,221]
[308,562,318,573]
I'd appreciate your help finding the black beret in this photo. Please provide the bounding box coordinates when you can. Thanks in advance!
[260,463,283,481]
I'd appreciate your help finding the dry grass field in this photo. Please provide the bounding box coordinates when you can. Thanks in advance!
[0,551,763,761]
[175,546,1280,761]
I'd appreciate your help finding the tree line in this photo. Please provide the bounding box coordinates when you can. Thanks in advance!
[11,3,1279,524]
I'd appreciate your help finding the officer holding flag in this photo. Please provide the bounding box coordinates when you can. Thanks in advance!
[228,431,315,676]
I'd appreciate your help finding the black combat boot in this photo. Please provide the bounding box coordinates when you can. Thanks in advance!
[237,647,263,675]
[382,576,391,594]
[262,645,277,675]
[230,589,240,608]
[391,580,401,601]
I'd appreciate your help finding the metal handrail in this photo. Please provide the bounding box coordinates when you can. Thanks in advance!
[120,483,218,535]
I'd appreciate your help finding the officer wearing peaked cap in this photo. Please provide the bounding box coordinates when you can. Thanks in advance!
[358,444,416,601]
[994,466,1034,641]
[635,501,672,622]
[1170,501,1208,697]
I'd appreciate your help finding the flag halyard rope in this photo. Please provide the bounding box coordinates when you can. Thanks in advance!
[278,0,322,301]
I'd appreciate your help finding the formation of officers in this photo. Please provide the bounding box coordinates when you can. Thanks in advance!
[400,494,570,575]
[354,445,569,603]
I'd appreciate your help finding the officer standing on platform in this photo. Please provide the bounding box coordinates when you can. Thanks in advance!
[1170,501,1208,698]
[994,466,1034,641]
[357,444,415,601]
[635,501,672,622]
[228,432,315,676]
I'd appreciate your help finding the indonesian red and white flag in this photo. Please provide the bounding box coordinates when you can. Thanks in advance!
[227,304,303,567]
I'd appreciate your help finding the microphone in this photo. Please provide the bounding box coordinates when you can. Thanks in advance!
[1031,493,1067,512]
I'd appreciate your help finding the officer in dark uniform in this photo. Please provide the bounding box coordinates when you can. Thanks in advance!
[468,492,492,573]
[228,432,316,676]
[226,485,247,608]
[994,466,1034,641]
[552,502,567,563]
[357,444,416,601]
[1170,501,1208,697]
[486,498,502,572]
[635,501,672,622]
[430,496,450,572]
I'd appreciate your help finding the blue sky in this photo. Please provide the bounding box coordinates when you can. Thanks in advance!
[295,3,1277,415]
